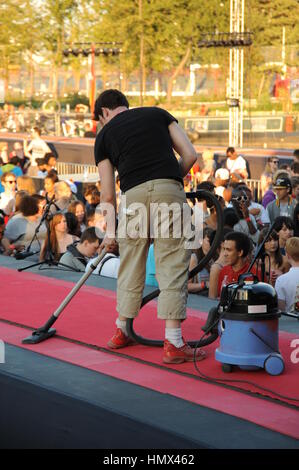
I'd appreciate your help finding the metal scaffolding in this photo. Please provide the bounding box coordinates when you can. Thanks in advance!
[228,0,245,148]
[197,1,252,148]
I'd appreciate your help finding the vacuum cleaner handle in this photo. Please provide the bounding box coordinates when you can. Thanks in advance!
[238,272,259,286]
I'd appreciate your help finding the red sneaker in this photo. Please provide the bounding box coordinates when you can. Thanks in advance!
[107,328,136,349]
[163,339,206,364]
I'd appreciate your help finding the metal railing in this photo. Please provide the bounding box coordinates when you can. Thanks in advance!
[56,161,262,201]
[57,161,97,176]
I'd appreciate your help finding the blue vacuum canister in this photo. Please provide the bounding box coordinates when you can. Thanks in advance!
[215,274,284,376]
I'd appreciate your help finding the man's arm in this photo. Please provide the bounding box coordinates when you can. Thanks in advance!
[168,122,197,177]
[97,159,116,242]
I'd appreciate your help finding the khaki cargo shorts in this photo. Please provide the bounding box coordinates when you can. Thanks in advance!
[116,179,191,320]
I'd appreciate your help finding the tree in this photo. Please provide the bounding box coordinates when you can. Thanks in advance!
[38,0,80,98]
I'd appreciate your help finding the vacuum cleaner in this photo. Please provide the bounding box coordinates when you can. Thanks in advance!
[214,273,285,376]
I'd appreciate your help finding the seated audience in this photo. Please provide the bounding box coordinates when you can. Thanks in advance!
[217,231,258,297]
[85,237,120,278]
[294,203,299,237]
[86,206,106,234]
[203,196,225,230]
[40,213,79,261]
[0,212,9,254]
[4,195,47,253]
[60,227,100,271]
[43,171,59,201]
[16,175,36,195]
[198,149,216,183]
[223,207,239,230]
[0,172,16,216]
[273,216,294,255]
[68,200,87,232]
[188,227,215,293]
[291,176,299,203]
[208,227,232,299]
[275,237,299,313]
[52,181,76,213]
[260,156,279,196]
[267,176,297,223]
[83,184,101,210]
[291,162,299,177]
[214,168,230,199]
[64,212,82,238]
[44,153,58,173]
[230,187,259,245]
[36,158,48,178]
[32,194,47,218]
[238,184,270,226]
[257,228,290,285]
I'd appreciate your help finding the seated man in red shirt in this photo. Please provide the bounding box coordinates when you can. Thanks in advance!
[217,231,259,298]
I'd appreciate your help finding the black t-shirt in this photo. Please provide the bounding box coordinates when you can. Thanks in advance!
[94,107,182,192]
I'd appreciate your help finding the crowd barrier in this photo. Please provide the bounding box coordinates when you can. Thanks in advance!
[56,162,262,201]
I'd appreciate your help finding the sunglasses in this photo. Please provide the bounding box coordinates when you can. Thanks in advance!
[271,160,279,164]
[6,180,17,184]
[232,195,248,202]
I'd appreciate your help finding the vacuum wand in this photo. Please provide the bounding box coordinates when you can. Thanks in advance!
[22,249,107,344]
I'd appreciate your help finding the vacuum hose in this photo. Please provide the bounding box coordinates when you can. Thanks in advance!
[126,190,224,348]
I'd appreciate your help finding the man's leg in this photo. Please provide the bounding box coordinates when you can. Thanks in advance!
[151,180,206,363]
[108,183,150,349]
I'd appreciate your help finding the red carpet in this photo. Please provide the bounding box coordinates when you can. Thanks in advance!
[1,267,299,439]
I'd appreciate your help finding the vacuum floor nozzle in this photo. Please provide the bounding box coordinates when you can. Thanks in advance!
[22,328,56,344]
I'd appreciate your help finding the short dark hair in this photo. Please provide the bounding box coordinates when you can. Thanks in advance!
[45,172,59,184]
[10,156,22,166]
[19,195,39,216]
[293,149,299,159]
[223,207,239,228]
[273,216,294,233]
[196,181,215,192]
[93,89,129,121]
[224,231,251,258]
[44,153,57,164]
[226,146,235,156]
[80,226,100,244]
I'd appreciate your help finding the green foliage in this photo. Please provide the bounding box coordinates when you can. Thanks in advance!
[0,0,298,105]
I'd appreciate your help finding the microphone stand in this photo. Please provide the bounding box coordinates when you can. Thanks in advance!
[18,197,81,273]
[248,221,298,320]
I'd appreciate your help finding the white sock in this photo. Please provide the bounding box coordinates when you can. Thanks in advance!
[116,318,128,336]
[165,327,184,348]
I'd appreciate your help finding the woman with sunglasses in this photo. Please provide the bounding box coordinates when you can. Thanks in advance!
[0,172,17,216]
[230,188,260,245]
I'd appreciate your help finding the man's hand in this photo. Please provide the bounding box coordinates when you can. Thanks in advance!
[240,202,249,219]
[249,207,260,217]
[98,236,118,254]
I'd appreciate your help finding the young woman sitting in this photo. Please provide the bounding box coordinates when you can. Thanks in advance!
[257,228,290,286]
[40,213,79,261]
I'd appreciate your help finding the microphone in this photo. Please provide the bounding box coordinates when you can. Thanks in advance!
[15,250,39,260]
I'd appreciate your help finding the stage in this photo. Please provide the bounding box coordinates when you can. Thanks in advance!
[0,255,299,449]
